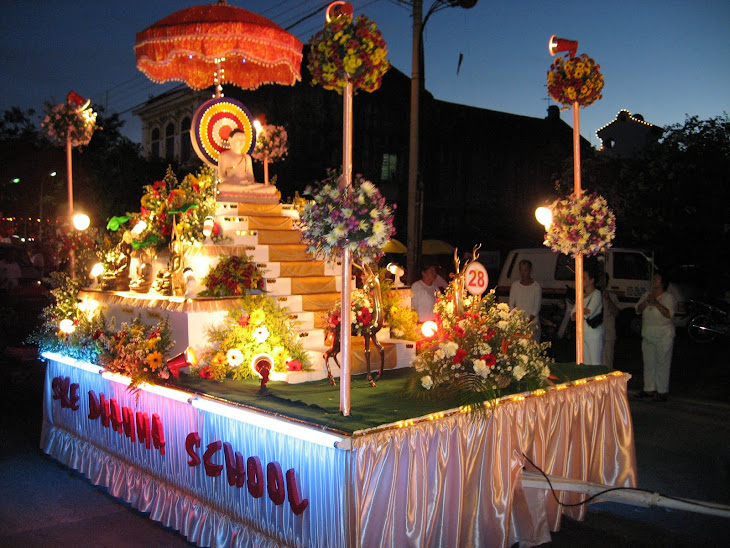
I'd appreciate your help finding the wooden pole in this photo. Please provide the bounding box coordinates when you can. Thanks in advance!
[339,79,354,416]
[573,100,584,364]
[66,132,76,278]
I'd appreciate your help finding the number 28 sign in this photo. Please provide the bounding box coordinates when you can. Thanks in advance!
[464,261,489,296]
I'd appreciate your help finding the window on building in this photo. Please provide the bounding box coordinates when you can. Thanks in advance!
[181,117,192,163]
[380,153,397,182]
[151,127,160,158]
[165,122,175,161]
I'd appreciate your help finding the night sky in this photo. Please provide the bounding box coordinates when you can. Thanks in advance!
[1,0,728,145]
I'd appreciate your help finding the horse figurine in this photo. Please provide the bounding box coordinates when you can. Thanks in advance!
[453,243,482,316]
[323,263,386,387]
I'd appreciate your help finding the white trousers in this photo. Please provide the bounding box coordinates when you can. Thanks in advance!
[641,328,674,394]
[582,328,605,366]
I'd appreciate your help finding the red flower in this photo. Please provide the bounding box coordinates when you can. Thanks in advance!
[481,353,497,367]
[212,222,221,236]
[483,328,496,341]
[237,315,249,327]
[198,365,212,379]
[453,325,466,338]
[453,348,467,364]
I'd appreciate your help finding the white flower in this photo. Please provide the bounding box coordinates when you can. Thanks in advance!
[513,365,526,381]
[473,359,490,379]
[541,365,551,378]
[361,181,376,196]
[442,341,459,358]
[253,326,270,343]
[497,303,509,312]
[421,375,433,390]
[497,320,509,330]
[227,348,244,367]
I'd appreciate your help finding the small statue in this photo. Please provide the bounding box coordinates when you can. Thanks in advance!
[129,251,153,293]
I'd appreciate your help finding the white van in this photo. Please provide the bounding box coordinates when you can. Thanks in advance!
[496,248,658,333]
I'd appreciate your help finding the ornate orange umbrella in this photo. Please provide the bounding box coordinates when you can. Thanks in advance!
[134,0,303,91]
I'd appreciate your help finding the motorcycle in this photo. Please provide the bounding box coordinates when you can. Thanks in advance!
[687,298,730,343]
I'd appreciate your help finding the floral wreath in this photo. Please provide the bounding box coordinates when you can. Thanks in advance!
[543,192,616,257]
[299,169,395,265]
[41,102,98,148]
[198,255,264,297]
[547,53,604,108]
[251,124,288,163]
[307,13,390,94]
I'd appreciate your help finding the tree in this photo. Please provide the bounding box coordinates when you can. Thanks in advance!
[557,114,730,271]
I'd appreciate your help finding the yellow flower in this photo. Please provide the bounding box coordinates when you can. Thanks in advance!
[250,308,266,325]
[146,352,163,370]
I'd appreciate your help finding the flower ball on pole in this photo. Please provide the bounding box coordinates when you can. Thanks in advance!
[546,36,606,364]
[307,2,390,416]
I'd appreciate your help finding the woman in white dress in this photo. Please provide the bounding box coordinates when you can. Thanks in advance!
[571,268,605,365]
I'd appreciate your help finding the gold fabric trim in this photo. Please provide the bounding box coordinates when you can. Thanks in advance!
[290,276,338,295]
[256,230,302,245]
[279,261,325,277]
[237,202,282,216]
[268,244,310,262]
[300,292,341,311]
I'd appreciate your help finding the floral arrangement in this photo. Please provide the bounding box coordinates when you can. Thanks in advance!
[543,192,616,257]
[195,295,311,380]
[307,13,390,94]
[98,317,175,391]
[29,272,107,364]
[326,288,376,337]
[251,124,288,163]
[410,287,552,409]
[299,170,395,265]
[198,255,264,297]
[386,304,419,341]
[547,53,604,108]
[41,101,98,148]
[127,165,224,251]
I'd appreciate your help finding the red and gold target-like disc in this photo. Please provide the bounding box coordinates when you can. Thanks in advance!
[190,98,256,166]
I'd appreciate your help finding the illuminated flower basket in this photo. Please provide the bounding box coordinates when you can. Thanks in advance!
[198,255,264,297]
[299,170,395,265]
[410,288,552,407]
[41,102,98,148]
[543,192,616,257]
[307,13,390,94]
[547,53,604,108]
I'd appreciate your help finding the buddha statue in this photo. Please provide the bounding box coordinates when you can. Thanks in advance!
[216,128,279,204]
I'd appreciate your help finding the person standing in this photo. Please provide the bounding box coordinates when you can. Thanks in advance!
[509,260,542,340]
[411,264,439,322]
[634,273,676,402]
[571,268,604,365]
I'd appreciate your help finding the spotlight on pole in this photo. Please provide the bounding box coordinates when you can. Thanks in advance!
[535,206,553,229]
[548,35,578,58]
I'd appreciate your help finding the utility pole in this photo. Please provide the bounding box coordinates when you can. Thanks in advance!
[405,0,478,284]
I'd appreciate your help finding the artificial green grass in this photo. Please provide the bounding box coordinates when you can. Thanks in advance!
[174,362,614,435]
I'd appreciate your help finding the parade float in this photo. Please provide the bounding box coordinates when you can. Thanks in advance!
[37,4,636,547]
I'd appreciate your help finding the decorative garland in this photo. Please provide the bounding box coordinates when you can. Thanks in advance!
[41,102,97,148]
[299,170,395,265]
[543,192,616,257]
[251,124,288,163]
[307,13,390,94]
[547,53,604,108]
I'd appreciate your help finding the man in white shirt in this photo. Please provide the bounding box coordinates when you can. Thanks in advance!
[411,264,439,321]
[509,260,542,340]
